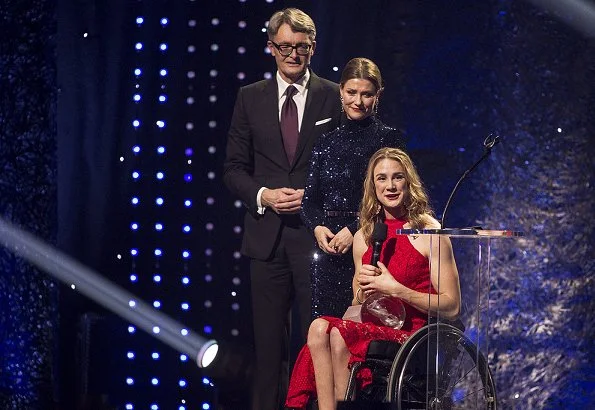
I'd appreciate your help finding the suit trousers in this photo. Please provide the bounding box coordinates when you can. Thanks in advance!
[250,215,313,410]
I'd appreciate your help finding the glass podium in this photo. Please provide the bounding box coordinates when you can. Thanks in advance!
[386,228,523,410]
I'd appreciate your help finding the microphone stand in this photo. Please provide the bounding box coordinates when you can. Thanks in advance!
[440,134,500,229]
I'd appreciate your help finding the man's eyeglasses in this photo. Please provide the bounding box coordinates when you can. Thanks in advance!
[270,41,312,57]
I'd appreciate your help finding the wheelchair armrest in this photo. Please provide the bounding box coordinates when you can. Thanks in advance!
[366,340,401,360]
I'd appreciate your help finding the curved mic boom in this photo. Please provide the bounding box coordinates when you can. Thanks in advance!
[440,133,501,228]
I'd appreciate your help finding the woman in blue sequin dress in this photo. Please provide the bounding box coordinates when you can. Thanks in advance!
[301,58,405,318]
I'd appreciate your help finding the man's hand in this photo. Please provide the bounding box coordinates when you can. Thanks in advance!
[261,188,304,214]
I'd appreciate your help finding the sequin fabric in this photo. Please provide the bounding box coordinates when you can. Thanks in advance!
[286,218,435,408]
[301,116,404,318]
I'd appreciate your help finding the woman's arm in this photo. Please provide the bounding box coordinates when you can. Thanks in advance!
[300,141,327,232]
[351,230,367,305]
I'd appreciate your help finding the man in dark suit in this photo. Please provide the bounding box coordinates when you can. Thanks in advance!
[223,7,341,410]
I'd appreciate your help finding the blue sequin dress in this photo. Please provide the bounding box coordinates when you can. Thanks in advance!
[301,116,404,318]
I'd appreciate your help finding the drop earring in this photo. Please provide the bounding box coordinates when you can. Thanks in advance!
[340,96,344,113]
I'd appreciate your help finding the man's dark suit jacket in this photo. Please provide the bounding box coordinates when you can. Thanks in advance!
[223,71,341,260]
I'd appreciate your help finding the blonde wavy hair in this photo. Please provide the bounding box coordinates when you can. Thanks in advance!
[359,147,434,245]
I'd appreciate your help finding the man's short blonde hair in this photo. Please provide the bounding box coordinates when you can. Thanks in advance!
[267,8,316,41]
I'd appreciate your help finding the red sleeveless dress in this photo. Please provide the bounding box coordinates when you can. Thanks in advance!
[285,217,435,408]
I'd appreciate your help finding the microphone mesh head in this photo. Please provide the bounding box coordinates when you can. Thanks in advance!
[371,222,388,242]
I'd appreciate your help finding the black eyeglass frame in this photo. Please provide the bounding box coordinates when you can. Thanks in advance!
[269,40,312,56]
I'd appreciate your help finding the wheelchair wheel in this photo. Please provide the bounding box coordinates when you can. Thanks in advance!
[386,323,497,409]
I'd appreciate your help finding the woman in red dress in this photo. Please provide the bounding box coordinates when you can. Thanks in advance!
[286,147,462,409]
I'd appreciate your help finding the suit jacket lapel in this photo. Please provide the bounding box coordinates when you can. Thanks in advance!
[294,72,329,168]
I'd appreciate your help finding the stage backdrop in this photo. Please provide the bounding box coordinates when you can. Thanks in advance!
[0,0,593,408]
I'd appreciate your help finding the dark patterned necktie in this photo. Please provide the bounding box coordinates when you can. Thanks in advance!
[280,85,299,165]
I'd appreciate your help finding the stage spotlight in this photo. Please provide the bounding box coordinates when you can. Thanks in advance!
[197,339,219,368]
[0,216,219,371]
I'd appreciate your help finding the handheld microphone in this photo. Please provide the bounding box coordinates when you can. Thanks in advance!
[440,133,501,228]
[370,222,388,267]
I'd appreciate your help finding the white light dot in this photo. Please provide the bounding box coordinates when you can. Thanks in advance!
[187,97,195,105]
[209,69,218,77]
[233,225,242,234]
[209,95,217,103]
[160,69,167,76]
[128,326,136,333]
[152,352,160,359]
[237,46,246,54]
[211,18,220,26]
[263,72,272,79]
[237,72,246,80]
[557,127,562,133]
[153,301,161,308]
[231,329,239,336]
[232,303,240,310]
[181,303,189,310]
[333,66,339,72]
[70,284,76,290]
[207,171,215,179]
[133,120,140,127]
[238,21,246,28]
[181,328,189,336]
[188,45,196,53]
[233,251,241,259]
[204,300,212,308]
[205,248,213,256]
[182,277,190,285]
[232,277,241,285]
[186,122,194,130]
[205,223,214,231]
[206,197,215,205]
[160,18,168,25]
[180,354,188,361]
[187,71,196,79]
[208,120,217,128]
[126,377,134,385]
[234,200,242,208]
[153,326,160,334]
[134,68,141,76]
[153,274,161,283]
[159,43,167,51]
[188,19,196,27]
[205,274,213,282]
[127,352,135,359]
[129,300,136,308]
[210,44,219,52]
[135,42,143,50]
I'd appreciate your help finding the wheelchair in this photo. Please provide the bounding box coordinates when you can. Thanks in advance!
[343,320,498,409]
